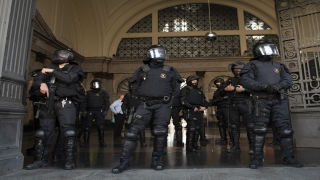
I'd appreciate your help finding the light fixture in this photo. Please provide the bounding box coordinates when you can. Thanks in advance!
[205,0,217,42]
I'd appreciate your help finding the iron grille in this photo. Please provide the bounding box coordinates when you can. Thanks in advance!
[276,0,320,111]
[158,3,238,32]
[116,38,152,59]
[246,35,279,56]
[159,36,240,57]
[244,11,271,30]
[127,14,152,33]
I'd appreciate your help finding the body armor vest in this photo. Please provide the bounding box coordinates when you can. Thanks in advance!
[185,87,205,105]
[86,90,105,109]
[251,60,282,85]
[138,65,172,97]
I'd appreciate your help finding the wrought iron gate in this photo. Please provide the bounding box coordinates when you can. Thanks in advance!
[275,0,320,112]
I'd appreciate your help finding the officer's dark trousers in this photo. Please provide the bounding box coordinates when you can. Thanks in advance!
[85,110,105,129]
[114,113,126,137]
[120,102,171,162]
[216,106,229,140]
[38,100,77,160]
[171,106,183,142]
[252,98,293,159]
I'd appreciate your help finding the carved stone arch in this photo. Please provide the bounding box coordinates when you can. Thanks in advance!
[208,75,231,92]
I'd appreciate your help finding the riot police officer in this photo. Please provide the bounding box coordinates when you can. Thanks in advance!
[80,79,110,147]
[241,42,303,169]
[220,61,254,154]
[112,45,183,173]
[26,49,85,170]
[121,84,147,147]
[180,75,209,152]
[210,78,229,145]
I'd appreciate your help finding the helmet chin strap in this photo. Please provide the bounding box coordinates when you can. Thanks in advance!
[261,55,273,61]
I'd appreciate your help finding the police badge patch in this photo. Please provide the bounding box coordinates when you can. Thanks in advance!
[274,68,279,73]
[160,73,166,78]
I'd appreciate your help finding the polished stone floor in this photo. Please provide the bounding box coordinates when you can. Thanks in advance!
[21,120,320,171]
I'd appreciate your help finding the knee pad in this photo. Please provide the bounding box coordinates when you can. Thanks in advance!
[64,129,76,137]
[246,123,254,129]
[195,125,201,131]
[35,129,45,138]
[188,126,196,132]
[230,124,238,130]
[124,126,140,141]
[279,126,294,138]
[253,122,268,135]
[151,126,168,136]
[98,125,104,130]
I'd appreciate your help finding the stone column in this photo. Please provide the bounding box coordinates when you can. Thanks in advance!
[0,0,37,172]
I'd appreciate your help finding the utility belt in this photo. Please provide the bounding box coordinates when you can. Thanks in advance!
[231,99,249,105]
[251,92,278,100]
[140,96,171,106]
[54,96,70,101]
[86,108,103,111]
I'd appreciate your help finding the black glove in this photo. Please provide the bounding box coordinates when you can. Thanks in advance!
[102,111,108,116]
[265,83,282,93]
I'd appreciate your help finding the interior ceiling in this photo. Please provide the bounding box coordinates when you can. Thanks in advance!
[36,0,276,57]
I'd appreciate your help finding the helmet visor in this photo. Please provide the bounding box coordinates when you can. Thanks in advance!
[91,82,100,89]
[256,44,279,56]
[148,47,167,60]
[52,50,71,63]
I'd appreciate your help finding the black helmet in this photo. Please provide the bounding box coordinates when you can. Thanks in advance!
[214,78,224,88]
[228,61,245,77]
[29,69,42,77]
[90,79,101,90]
[252,42,279,58]
[146,45,167,63]
[186,75,200,87]
[52,49,74,64]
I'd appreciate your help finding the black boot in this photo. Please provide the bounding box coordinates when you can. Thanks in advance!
[200,124,210,143]
[80,127,90,147]
[175,127,184,147]
[151,156,164,170]
[249,133,266,169]
[26,131,48,170]
[227,126,240,153]
[193,126,201,150]
[246,123,254,155]
[215,126,228,145]
[283,157,303,167]
[186,129,196,152]
[98,127,107,147]
[64,131,76,170]
[112,158,131,173]
[140,130,147,147]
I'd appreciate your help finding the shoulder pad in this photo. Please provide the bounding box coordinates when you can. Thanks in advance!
[162,65,171,71]
[142,64,151,72]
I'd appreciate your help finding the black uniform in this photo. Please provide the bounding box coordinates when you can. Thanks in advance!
[210,85,229,145]
[80,80,110,147]
[241,42,303,169]
[180,75,209,152]
[112,45,183,174]
[121,92,147,147]
[26,49,84,170]
[220,62,254,154]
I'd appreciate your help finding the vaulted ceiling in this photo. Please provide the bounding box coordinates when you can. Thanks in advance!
[36,0,277,57]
